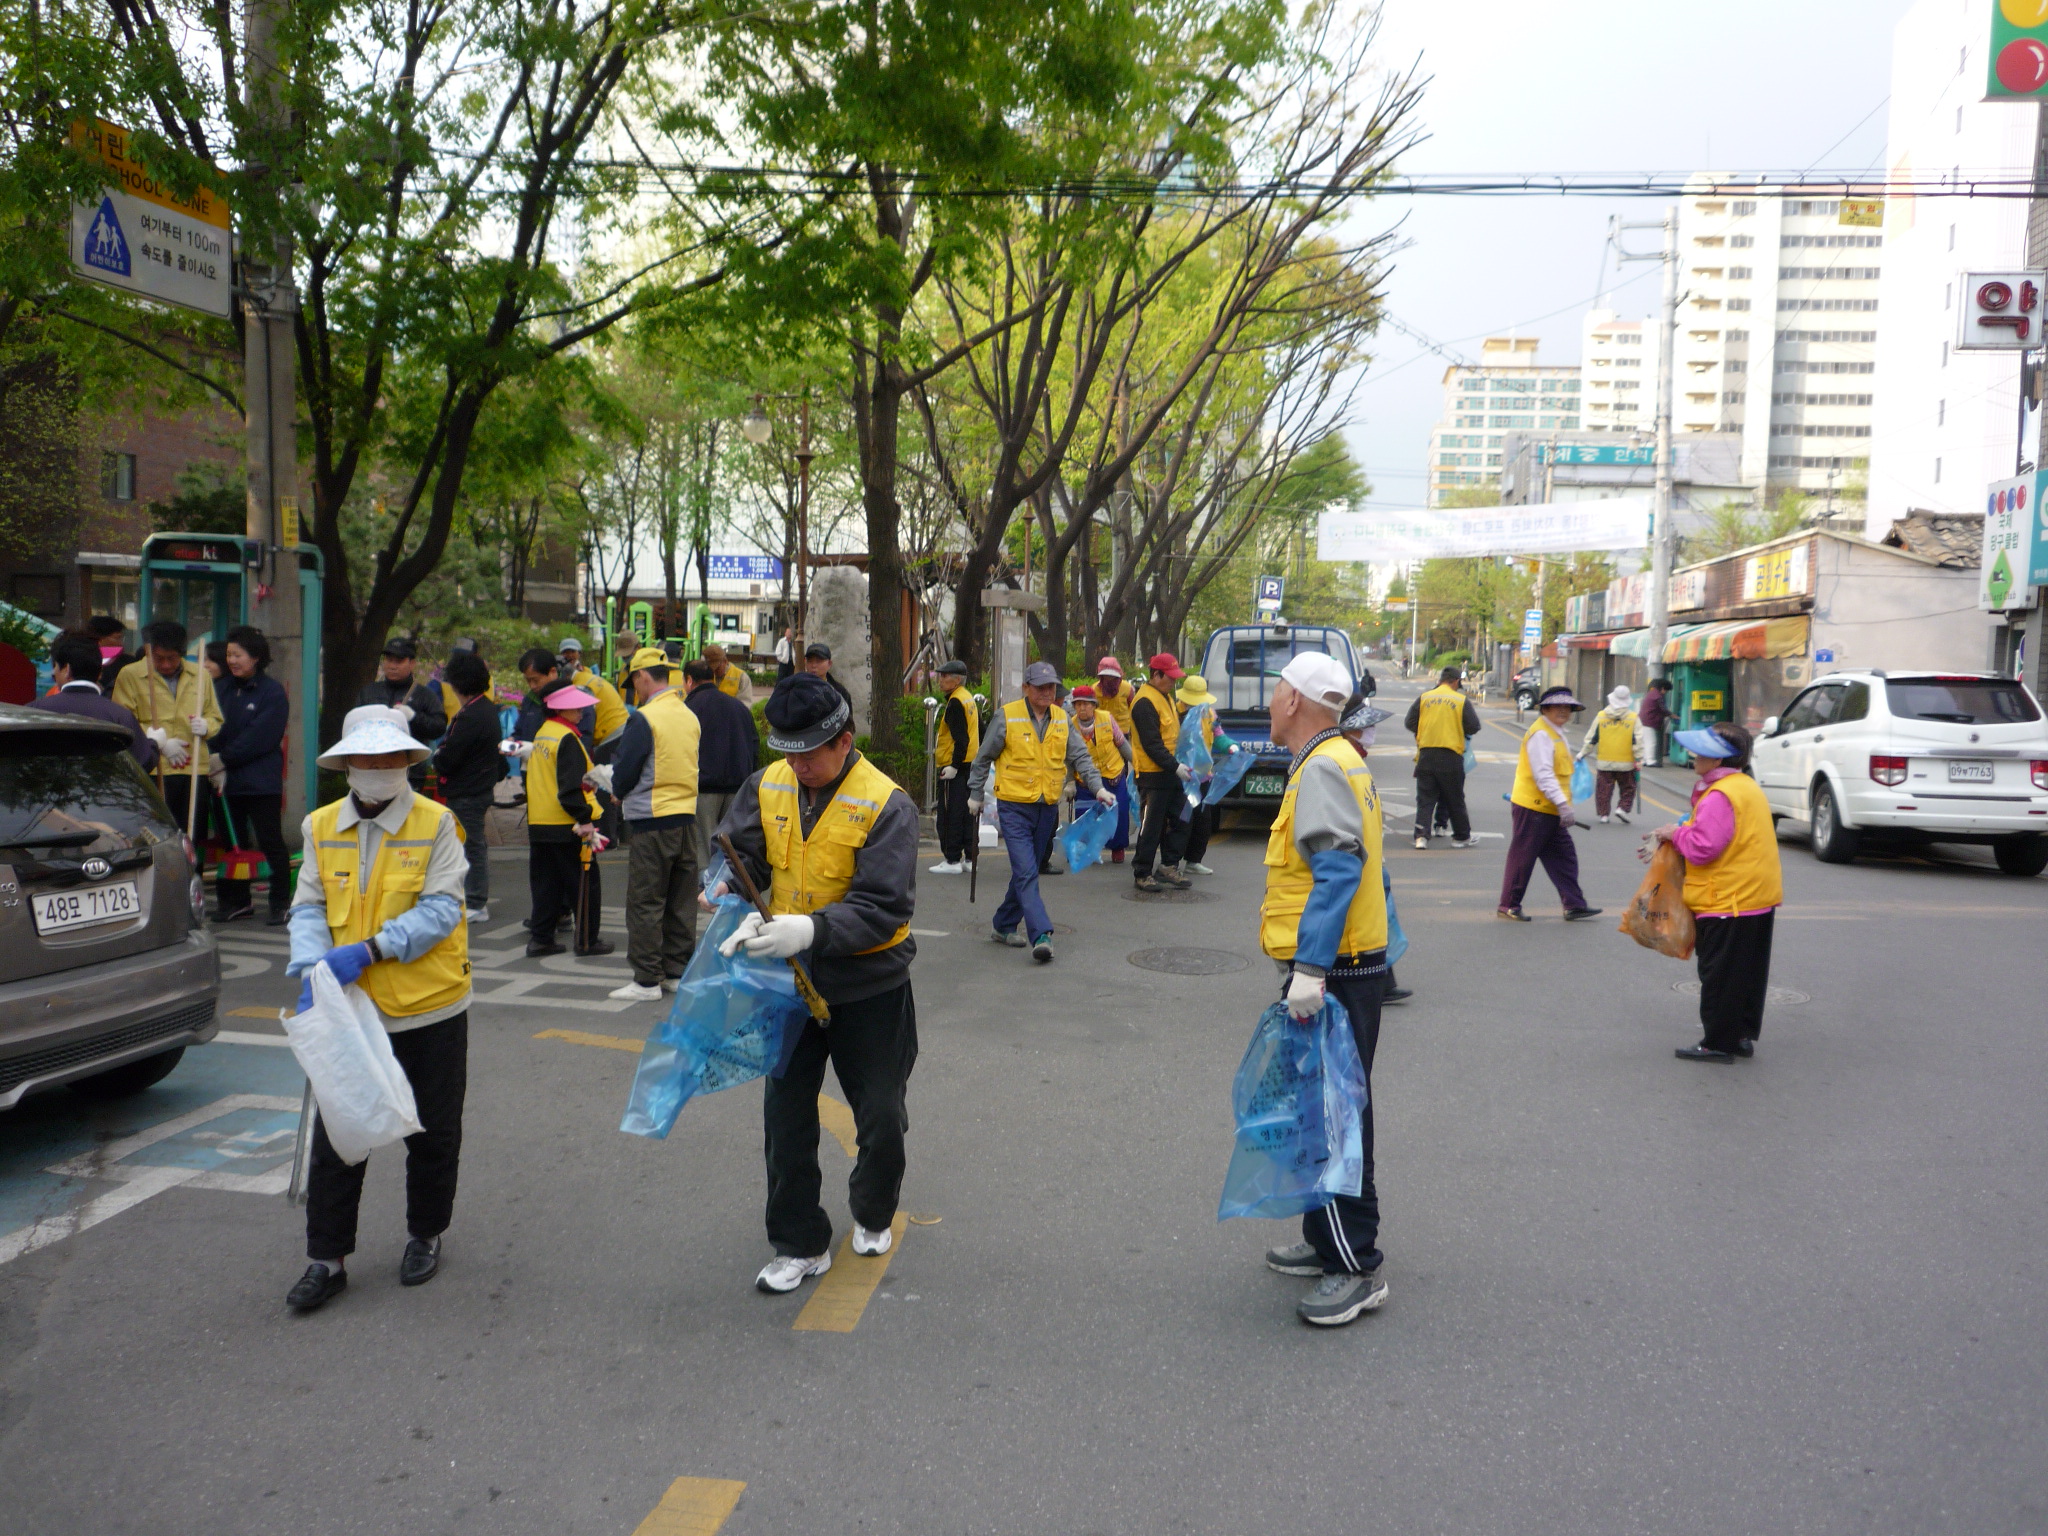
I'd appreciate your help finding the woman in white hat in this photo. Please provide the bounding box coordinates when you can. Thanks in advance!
[282,705,474,1313]
[1576,685,1645,824]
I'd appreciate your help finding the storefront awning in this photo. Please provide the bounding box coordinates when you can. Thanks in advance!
[1660,614,1809,663]
[1610,624,1703,660]
[1559,631,1616,651]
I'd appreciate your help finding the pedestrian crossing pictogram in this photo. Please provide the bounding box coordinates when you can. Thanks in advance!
[82,196,129,275]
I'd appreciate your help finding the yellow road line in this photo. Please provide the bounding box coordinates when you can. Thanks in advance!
[792,1213,908,1333]
[534,1027,641,1053]
[632,1476,746,1536]
[227,1006,280,1020]
[819,1093,857,1158]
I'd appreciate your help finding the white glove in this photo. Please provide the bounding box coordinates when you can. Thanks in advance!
[939,765,957,780]
[967,798,983,817]
[162,738,191,768]
[1226,743,1241,755]
[719,911,815,960]
[207,761,227,791]
[186,714,208,738]
[397,704,416,723]
[145,727,169,750]
[1176,764,1194,782]
[584,764,614,794]
[1557,804,1578,829]
[1061,780,1076,802]
[1095,787,1117,808]
[499,738,533,758]
[1285,969,1326,1020]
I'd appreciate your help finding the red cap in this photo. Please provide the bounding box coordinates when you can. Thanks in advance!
[1146,652,1184,679]
[1094,656,1124,677]
[1069,684,1098,701]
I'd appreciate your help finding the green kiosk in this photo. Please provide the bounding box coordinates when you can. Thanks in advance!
[1664,659,1731,767]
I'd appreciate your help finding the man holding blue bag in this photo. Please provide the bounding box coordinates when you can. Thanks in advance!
[282,706,474,1313]
[1256,654,1392,1328]
[710,675,922,1295]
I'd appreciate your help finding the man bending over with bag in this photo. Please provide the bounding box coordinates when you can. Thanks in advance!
[283,705,473,1314]
[710,674,920,1296]
[1257,654,1391,1329]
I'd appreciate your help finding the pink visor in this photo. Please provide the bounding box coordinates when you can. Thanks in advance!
[543,684,597,710]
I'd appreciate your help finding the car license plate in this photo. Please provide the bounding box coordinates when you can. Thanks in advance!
[1245,775,1286,798]
[32,881,140,934]
[1947,760,1995,783]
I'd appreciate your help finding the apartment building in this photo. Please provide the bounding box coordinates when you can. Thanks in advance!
[1867,0,2034,537]
[1426,336,1581,505]
[1578,309,1663,433]
[1673,180,1884,508]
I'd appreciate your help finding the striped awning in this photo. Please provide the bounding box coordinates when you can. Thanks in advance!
[1611,624,1702,660]
[1660,614,1809,663]
[1558,631,1617,651]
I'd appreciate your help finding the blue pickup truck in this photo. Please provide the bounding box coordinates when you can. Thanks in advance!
[1199,623,1364,810]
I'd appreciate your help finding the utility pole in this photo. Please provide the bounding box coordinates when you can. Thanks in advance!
[1614,209,1680,675]
[241,0,308,827]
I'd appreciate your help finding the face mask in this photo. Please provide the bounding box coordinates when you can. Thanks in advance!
[1354,726,1377,748]
[347,765,411,802]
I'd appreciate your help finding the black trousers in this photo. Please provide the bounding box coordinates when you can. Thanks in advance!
[1302,967,1384,1275]
[1183,802,1216,865]
[218,793,292,915]
[936,768,973,862]
[158,773,214,843]
[1413,763,1470,840]
[446,795,492,909]
[1694,910,1774,1052]
[305,1012,467,1261]
[763,982,919,1257]
[1132,771,1191,878]
[529,838,603,950]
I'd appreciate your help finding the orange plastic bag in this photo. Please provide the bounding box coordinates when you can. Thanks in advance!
[1619,842,1696,960]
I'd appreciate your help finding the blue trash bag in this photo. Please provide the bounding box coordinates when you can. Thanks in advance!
[1217,999,1368,1221]
[1570,758,1595,802]
[1383,870,1408,967]
[1463,745,1478,775]
[1202,747,1257,807]
[1060,799,1118,871]
[620,898,812,1140]
[1176,704,1215,778]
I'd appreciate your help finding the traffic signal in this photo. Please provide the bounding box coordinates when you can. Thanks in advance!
[1990,1,2048,98]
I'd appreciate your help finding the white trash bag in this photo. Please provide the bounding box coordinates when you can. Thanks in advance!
[282,962,423,1165]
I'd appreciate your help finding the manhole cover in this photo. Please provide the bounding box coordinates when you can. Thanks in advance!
[1672,980,1809,1005]
[1127,946,1249,975]
[1121,887,1216,904]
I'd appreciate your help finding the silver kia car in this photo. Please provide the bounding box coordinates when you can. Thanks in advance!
[0,703,220,1107]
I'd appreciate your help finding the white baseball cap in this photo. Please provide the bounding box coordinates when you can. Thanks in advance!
[1277,652,1353,710]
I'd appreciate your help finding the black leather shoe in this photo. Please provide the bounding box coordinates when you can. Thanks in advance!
[1563,907,1604,922]
[1675,1043,1735,1064]
[1733,1039,1755,1058]
[286,1263,347,1312]
[400,1237,441,1287]
[576,939,616,958]
[1383,987,1414,1004]
[265,907,290,928]
[1496,907,1531,922]
[526,940,566,958]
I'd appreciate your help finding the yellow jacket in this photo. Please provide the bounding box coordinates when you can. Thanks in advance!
[112,659,223,770]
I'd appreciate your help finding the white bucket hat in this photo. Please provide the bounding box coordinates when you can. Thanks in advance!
[1608,685,1633,710]
[316,704,430,769]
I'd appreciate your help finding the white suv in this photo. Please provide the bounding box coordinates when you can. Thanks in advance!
[1755,671,2048,876]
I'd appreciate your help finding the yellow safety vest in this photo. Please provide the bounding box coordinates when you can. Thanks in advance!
[992,699,1070,804]
[1683,772,1784,916]
[1130,683,1179,775]
[1412,684,1468,751]
[439,680,461,721]
[309,795,471,1019]
[571,667,629,742]
[758,755,910,953]
[716,667,743,697]
[1074,714,1124,782]
[529,718,598,827]
[1259,736,1387,960]
[636,687,701,818]
[1593,710,1639,764]
[933,684,980,765]
[1510,718,1574,815]
[1096,682,1134,741]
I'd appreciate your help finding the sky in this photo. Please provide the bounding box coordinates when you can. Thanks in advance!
[1343,0,1922,510]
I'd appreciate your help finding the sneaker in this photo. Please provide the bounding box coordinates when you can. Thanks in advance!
[1562,906,1604,922]
[1496,906,1530,922]
[756,1252,832,1293]
[1598,815,1610,825]
[928,860,964,874]
[1159,870,1193,891]
[608,980,664,1001]
[1031,932,1054,962]
[1297,1266,1388,1327]
[992,927,1026,948]
[1449,837,1477,849]
[660,978,680,994]
[465,905,490,924]
[216,904,255,923]
[1265,1240,1322,1276]
[1614,809,1632,825]
[286,1261,347,1313]
[1413,836,1428,850]
[1184,861,1215,876]
[851,1223,893,1257]
[1133,875,1164,893]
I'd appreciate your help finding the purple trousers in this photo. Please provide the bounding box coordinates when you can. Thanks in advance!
[1499,804,1587,913]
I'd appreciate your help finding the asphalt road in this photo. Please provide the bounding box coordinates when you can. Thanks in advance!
[4,672,2046,1535]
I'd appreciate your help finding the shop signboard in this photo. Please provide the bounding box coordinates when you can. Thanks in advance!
[1537,443,1655,467]
[1669,568,1707,612]
[1740,541,1812,603]
[706,554,784,582]
[1956,271,2048,350]
[1604,571,1649,627]
[1980,471,2046,610]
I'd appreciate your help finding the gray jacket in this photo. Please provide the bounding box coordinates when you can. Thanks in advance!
[966,704,1105,800]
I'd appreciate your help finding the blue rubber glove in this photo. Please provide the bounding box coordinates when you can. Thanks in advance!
[294,942,376,1015]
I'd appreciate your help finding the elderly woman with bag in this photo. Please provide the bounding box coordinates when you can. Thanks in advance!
[1643,723,1783,1064]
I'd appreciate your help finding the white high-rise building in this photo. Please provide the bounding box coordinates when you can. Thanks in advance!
[1425,336,1580,505]
[1866,0,2033,537]
[1578,309,1663,433]
[1673,179,1885,509]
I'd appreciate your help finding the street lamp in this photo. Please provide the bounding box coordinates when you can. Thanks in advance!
[740,391,814,649]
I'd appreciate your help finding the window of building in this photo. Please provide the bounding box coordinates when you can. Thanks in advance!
[1694,298,1723,310]
[1727,329,1748,341]
[1781,234,1881,249]
[100,451,136,502]
[1727,360,1746,373]
[1725,390,1744,403]
[1937,400,1945,426]
[89,576,140,631]
[1560,417,1579,428]
[1696,200,1727,214]
[1692,267,1724,280]
[1728,298,1751,311]
[1540,378,1562,391]
[1778,266,1881,280]
[1614,380,1640,390]
[1458,416,1485,428]
[1562,380,1579,391]
[1485,454,1501,466]
[1487,416,1535,429]
[1729,266,1751,279]
[1693,236,1725,248]
[1733,200,1756,215]
[1617,334,1641,345]
[1615,403,1639,413]
[1730,234,1754,248]
[1778,298,1879,312]
[1934,457,1942,482]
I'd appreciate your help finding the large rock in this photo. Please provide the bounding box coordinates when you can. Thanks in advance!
[809,565,871,734]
